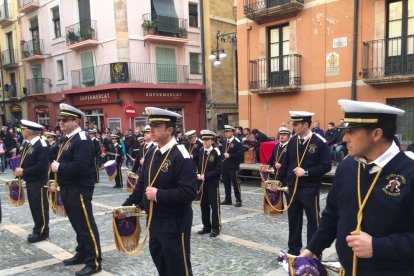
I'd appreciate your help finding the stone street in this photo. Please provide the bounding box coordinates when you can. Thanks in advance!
[0,168,336,276]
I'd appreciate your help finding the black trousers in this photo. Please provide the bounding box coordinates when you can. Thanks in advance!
[286,187,320,255]
[94,158,100,183]
[61,187,102,269]
[200,184,221,231]
[115,162,123,187]
[222,168,241,203]
[149,211,193,276]
[26,180,49,236]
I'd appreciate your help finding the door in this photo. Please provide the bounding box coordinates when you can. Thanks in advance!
[156,47,177,83]
[386,0,414,75]
[78,0,91,34]
[32,64,43,93]
[268,25,290,87]
[80,51,95,86]
[6,32,14,64]
[30,18,41,55]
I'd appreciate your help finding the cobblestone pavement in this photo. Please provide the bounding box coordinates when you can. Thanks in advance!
[0,167,337,276]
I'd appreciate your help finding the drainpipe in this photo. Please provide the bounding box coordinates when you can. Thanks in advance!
[351,0,359,100]
[200,0,207,128]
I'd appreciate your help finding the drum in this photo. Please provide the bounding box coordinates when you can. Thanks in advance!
[5,179,25,206]
[244,150,257,164]
[126,171,138,193]
[279,251,328,276]
[9,155,21,171]
[259,165,283,215]
[104,160,117,181]
[47,180,66,217]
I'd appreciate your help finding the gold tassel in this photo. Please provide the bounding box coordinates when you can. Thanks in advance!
[5,180,25,206]
[112,216,141,252]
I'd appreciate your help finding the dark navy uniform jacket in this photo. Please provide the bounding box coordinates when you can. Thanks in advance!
[49,141,59,163]
[21,137,49,183]
[276,134,331,187]
[57,129,95,189]
[91,137,102,158]
[124,140,197,220]
[108,143,123,164]
[185,139,203,166]
[132,142,155,173]
[267,142,288,169]
[197,147,222,186]
[307,147,414,273]
[221,137,243,170]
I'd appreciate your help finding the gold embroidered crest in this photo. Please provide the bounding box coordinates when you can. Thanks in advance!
[209,155,215,162]
[27,148,34,155]
[63,142,71,152]
[161,159,171,173]
[382,174,406,196]
[230,143,234,149]
[308,144,317,153]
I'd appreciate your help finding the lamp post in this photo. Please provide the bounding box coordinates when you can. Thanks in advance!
[208,31,237,68]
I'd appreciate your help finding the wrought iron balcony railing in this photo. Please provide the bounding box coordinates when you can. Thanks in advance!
[71,62,190,89]
[65,20,98,46]
[26,78,51,95]
[4,82,17,98]
[142,13,188,38]
[22,39,44,58]
[249,54,301,92]
[1,49,18,67]
[362,35,414,83]
[243,0,304,23]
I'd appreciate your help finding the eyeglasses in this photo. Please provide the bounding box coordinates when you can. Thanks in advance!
[57,118,73,123]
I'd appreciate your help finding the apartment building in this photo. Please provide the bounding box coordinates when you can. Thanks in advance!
[18,0,205,131]
[0,0,26,125]
[237,0,413,143]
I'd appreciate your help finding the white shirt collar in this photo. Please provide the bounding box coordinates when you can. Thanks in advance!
[228,136,235,143]
[29,136,41,145]
[157,137,177,154]
[146,141,154,148]
[66,127,82,138]
[280,141,289,147]
[355,141,400,174]
[299,131,313,142]
[113,143,118,146]
[204,146,213,153]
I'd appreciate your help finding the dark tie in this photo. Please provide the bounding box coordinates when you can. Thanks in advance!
[299,138,305,145]
[364,163,376,173]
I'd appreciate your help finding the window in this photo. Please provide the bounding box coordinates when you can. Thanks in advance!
[38,113,50,127]
[387,97,414,142]
[108,118,121,132]
[190,53,201,74]
[57,60,64,81]
[268,24,290,86]
[189,3,198,28]
[156,47,177,83]
[134,117,147,131]
[80,51,95,85]
[386,0,414,75]
[52,6,61,38]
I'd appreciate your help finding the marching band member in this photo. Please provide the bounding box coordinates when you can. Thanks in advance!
[108,134,124,188]
[120,107,197,276]
[221,125,244,207]
[267,127,291,172]
[45,132,58,162]
[276,111,331,257]
[14,120,49,243]
[132,125,155,174]
[301,100,414,275]
[184,129,203,167]
[51,104,102,276]
[88,129,102,183]
[197,130,222,238]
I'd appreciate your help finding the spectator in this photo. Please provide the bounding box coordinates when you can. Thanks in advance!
[4,127,17,168]
[0,139,5,173]
[324,122,338,163]
[250,129,270,160]
[311,120,324,137]
[124,129,136,167]
[333,119,347,163]
[235,126,244,141]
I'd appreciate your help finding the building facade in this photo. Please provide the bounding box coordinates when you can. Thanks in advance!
[17,0,205,131]
[203,0,238,130]
[0,0,26,126]
[237,0,414,143]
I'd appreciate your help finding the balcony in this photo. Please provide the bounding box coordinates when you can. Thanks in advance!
[0,2,14,27]
[21,40,46,62]
[4,83,17,98]
[142,13,189,45]
[1,49,18,69]
[244,0,304,24]
[18,0,39,14]
[65,20,99,51]
[249,54,301,94]
[71,62,190,89]
[362,36,414,84]
[26,78,51,95]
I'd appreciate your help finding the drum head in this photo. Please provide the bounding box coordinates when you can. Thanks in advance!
[104,160,116,167]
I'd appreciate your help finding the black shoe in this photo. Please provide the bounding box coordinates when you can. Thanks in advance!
[220,201,232,205]
[276,255,284,262]
[197,228,211,235]
[210,230,220,238]
[234,202,242,207]
[63,255,86,266]
[112,185,118,188]
[75,265,102,276]
[27,233,47,243]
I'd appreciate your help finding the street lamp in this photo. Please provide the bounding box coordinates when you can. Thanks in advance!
[209,31,237,68]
